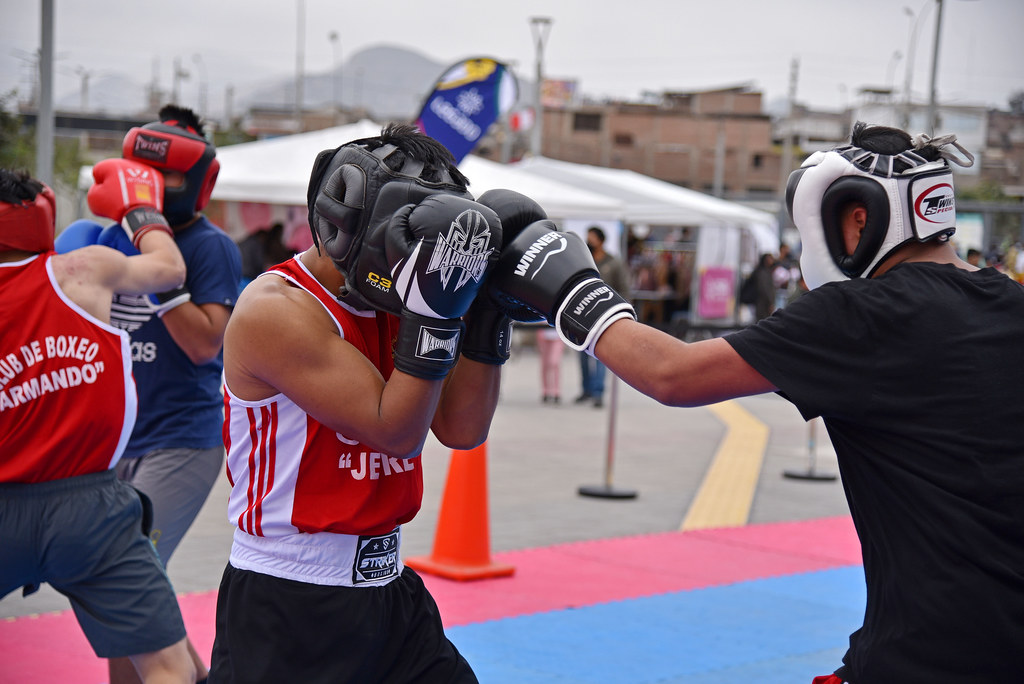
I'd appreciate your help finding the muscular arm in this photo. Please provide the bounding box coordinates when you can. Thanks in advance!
[52,230,186,322]
[160,301,231,365]
[431,357,501,450]
[594,319,777,407]
[223,277,447,459]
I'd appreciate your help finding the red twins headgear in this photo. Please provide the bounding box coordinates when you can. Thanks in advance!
[122,117,219,225]
[0,178,56,254]
[785,129,974,290]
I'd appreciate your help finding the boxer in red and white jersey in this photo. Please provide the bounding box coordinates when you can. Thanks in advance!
[0,168,195,683]
[211,124,514,683]
[222,256,421,548]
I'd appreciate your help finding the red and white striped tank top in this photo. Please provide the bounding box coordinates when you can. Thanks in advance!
[222,257,423,540]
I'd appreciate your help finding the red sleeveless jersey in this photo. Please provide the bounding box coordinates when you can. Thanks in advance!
[222,258,423,537]
[0,253,136,482]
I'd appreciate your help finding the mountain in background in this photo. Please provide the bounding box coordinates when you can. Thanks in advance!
[53,45,525,124]
[250,44,450,120]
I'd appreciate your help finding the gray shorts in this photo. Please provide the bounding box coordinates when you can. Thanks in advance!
[0,470,187,658]
[117,446,224,564]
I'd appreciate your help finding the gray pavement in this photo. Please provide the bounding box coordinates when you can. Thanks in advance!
[0,328,848,619]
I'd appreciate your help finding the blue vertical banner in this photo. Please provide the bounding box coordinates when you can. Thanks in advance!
[414,57,519,164]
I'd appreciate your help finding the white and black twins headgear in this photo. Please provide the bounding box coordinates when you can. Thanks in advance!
[785,131,974,290]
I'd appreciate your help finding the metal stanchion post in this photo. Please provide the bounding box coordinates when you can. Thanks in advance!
[579,374,638,499]
[782,417,837,481]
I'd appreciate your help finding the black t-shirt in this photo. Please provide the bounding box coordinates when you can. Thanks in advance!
[727,263,1024,682]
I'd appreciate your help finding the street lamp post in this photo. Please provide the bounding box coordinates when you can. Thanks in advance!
[901,1,932,128]
[887,51,904,95]
[529,17,552,158]
[926,0,945,134]
[294,0,305,133]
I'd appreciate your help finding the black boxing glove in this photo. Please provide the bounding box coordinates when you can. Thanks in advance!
[378,194,502,378]
[346,191,501,315]
[460,298,513,365]
[392,313,466,380]
[488,222,636,355]
[383,194,501,319]
[461,189,549,364]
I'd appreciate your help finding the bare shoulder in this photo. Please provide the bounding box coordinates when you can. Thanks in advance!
[51,246,117,282]
[225,273,342,398]
[234,273,328,322]
[49,247,121,316]
[229,275,338,350]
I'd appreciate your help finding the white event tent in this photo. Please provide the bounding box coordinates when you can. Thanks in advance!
[78,120,782,325]
[513,156,779,256]
[210,120,624,249]
[511,157,780,326]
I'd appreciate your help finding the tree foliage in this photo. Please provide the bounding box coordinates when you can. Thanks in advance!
[0,91,35,172]
[1,90,90,192]
[958,179,1022,253]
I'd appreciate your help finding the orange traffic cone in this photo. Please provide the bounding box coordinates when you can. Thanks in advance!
[405,441,515,581]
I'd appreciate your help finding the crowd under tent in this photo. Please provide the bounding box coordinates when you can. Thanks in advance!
[514,157,780,332]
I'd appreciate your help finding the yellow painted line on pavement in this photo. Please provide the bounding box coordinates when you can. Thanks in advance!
[680,400,769,531]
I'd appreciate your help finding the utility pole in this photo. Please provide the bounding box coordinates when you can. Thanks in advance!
[776,57,799,237]
[192,54,208,118]
[224,85,234,131]
[329,31,342,125]
[36,0,54,187]
[75,67,91,112]
[295,0,305,132]
[927,0,944,134]
[172,57,190,104]
[529,17,552,158]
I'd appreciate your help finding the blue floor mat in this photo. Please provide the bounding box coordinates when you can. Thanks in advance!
[448,565,866,684]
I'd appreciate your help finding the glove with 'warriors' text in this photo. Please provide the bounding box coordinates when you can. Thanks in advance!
[366,193,502,378]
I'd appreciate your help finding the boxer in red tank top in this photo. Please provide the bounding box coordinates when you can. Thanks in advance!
[0,168,196,682]
[210,124,513,683]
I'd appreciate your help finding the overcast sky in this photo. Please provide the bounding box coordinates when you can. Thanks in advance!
[2,0,1022,117]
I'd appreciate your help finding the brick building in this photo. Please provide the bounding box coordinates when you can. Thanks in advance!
[537,87,781,202]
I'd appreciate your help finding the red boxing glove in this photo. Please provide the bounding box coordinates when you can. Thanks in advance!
[87,158,173,249]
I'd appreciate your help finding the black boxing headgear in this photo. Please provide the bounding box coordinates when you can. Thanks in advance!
[122,115,219,226]
[0,174,56,254]
[306,127,471,281]
[786,131,973,289]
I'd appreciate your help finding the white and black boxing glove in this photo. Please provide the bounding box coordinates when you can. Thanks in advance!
[378,194,502,379]
[488,222,636,356]
[461,189,549,365]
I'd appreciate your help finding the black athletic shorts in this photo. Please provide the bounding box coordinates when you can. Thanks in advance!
[208,564,478,684]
